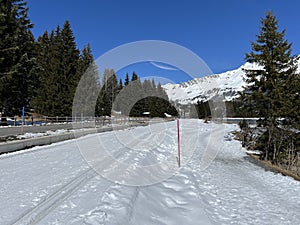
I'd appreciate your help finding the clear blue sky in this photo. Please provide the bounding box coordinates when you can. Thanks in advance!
[26,0,300,83]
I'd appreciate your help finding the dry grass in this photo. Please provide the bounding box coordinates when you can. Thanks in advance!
[248,154,300,182]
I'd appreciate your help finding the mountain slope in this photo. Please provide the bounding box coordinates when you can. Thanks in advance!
[163,60,299,104]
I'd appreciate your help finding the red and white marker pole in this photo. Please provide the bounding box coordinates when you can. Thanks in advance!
[177,119,181,167]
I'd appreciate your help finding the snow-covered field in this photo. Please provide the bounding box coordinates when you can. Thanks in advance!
[0,120,299,225]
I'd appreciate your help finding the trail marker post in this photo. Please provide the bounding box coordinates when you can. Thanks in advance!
[177,119,181,167]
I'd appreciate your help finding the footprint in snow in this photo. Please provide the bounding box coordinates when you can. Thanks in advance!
[82,208,107,225]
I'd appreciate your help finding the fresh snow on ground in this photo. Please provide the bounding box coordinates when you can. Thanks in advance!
[17,129,68,139]
[0,120,299,225]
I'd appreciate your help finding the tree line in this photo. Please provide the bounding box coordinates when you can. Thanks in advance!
[97,70,178,118]
[0,0,177,118]
[1,0,37,116]
[0,0,91,116]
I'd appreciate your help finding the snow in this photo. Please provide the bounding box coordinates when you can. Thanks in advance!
[244,149,263,155]
[164,113,172,118]
[0,120,300,225]
[163,64,250,104]
[16,129,68,139]
[163,60,300,104]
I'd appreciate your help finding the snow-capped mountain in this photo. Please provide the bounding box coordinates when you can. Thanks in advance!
[163,60,299,104]
[162,62,255,104]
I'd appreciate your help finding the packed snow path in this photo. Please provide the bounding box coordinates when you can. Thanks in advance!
[0,120,299,225]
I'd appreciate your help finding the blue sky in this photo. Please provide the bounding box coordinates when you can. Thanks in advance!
[27,0,300,83]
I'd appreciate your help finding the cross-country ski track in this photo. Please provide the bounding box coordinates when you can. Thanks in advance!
[0,120,299,225]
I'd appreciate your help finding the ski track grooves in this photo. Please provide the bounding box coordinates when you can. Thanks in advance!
[93,129,165,225]
[7,125,162,225]
[8,168,96,225]
[125,187,140,225]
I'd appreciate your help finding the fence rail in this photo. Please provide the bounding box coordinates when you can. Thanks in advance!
[1,116,161,127]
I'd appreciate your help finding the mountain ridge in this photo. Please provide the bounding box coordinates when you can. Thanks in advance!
[163,60,299,104]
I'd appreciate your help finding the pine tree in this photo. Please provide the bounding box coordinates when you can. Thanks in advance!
[281,63,300,129]
[124,73,129,86]
[241,11,299,161]
[59,21,80,115]
[243,12,298,123]
[131,72,138,81]
[0,0,38,115]
[33,21,82,116]
[32,31,53,115]
[74,43,100,117]
[33,29,61,116]
[195,100,211,119]
[119,78,123,90]
[151,79,156,90]
[97,69,118,116]
[142,79,153,113]
[128,77,144,117]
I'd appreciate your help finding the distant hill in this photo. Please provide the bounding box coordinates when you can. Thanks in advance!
[163,59,300,104]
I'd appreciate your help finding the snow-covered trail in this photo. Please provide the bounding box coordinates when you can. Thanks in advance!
[0,120,300,225]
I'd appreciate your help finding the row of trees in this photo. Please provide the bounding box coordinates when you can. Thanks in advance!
[33,22,97,116]
[0,0,177,118]
[0,0,38,115]
[239,12,299,170]
[0,0,95,116]
[194,100,252,119]
[98,70,178,117]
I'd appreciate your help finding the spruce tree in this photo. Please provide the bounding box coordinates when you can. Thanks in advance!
[129,77,144,117]
[131,72,138,81]
[32,31,53,115]
[243,12,298,123]
[0,0,38,115]
[33,21,81,116]
[59,21,80,115]
[75,44,100,117]
[33,29,62,116]
[241,11,299,161]
[124,73,129,86]
[119,78,123,90]
[97,69,118,116]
